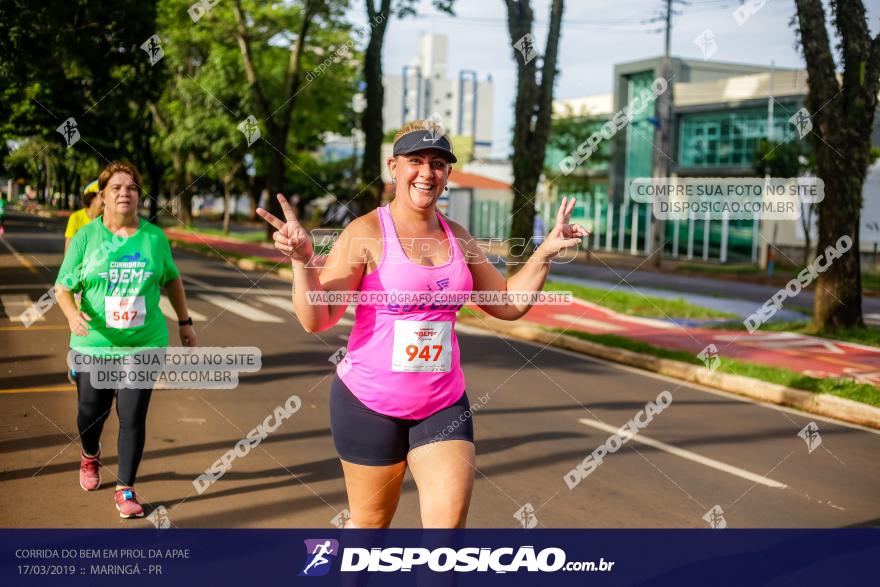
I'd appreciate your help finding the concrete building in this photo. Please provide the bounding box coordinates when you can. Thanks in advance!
[382,34,494,161]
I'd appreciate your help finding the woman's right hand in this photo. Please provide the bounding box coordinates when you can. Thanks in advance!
[256,194,314,263]
[67,311,91,336]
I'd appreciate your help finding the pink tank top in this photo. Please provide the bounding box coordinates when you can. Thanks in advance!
[336,204,473,419]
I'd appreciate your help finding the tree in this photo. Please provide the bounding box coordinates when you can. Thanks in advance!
[546,108,611,197]
[0,0,167,215]
[156,0,358,228]
[794,0,880,330]
[230,0,351,237]
[359,0,454,213]
[502,0,565,272]
[753,139,814,267]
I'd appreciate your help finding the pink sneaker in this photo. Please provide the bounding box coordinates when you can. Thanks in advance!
[114,488,145,519]
[79,450,101,491]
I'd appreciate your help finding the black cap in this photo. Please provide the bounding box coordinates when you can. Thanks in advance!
[392,129,457,163]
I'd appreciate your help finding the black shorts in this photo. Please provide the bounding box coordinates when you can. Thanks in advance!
[329,375,474,466]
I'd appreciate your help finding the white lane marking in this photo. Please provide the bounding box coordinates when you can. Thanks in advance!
[256,295,354,327]
[0,237,38,274]
[577,417,788,489]
[1,294,43,322]
[182,275,218,289]
[181,275,289,295]
[199,294,285,323]
[256,295,295,314]
[554,313,622,332]
[159,295,206,322]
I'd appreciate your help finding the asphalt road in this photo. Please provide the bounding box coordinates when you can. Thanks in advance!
[1,209,878,529]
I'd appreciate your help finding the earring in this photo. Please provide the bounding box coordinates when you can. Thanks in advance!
[444,185,448,191]
[391,177,396,185]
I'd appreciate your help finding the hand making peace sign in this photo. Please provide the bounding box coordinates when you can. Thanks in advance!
[539,196,590,259]
[256,194,315,263]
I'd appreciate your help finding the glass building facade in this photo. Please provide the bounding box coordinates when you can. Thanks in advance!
[678,105,799,168]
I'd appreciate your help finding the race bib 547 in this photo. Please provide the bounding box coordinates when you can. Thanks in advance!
[105,296,146,329]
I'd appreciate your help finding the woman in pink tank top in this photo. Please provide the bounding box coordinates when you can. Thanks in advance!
[257,120,588,529]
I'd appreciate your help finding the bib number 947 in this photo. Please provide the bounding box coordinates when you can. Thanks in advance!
[392,320,452,373]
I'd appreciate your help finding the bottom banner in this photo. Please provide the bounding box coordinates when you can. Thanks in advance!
[1,529,876,586]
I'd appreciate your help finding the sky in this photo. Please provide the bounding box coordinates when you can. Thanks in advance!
[347,0,880,158]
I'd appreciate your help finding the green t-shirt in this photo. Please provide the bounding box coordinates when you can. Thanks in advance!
[56,216,180,354]
[0,199,7,216]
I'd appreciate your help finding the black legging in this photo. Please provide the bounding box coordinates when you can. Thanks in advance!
[76,373,153,487]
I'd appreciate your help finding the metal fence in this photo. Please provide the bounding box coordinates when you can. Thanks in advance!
[469,197,759,263]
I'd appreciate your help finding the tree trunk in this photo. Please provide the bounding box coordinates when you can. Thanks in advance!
[264,126,289,237]
[142,133,162,224]
[222,176,232,234]
[246,177,261,221]
[504,0,565,274]
[360,0,391,213]
[795,0,879,330]
[177,155,194,227]
[801,204,813,269]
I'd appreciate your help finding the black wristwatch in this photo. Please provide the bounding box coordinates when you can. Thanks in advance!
[178,317,193,326]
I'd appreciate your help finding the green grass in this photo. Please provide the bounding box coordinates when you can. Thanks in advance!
[864,272,880,291]
[169,240,279,267]
[706,319,880,347]
[185,226,266,244]
[544,280,737,320]
[457,306,480,318]
[676,262,766,275]
[552,329,880,407]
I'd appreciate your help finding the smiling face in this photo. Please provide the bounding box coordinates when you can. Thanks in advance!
[103,172,140,218]
[387,150,452,210]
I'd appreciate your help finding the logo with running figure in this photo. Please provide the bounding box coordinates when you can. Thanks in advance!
[300,539,339,577]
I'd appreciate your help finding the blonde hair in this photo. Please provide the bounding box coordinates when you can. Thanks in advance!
[392,119,451,145]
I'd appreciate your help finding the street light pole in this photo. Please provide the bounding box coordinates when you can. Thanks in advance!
[650,0,675,267]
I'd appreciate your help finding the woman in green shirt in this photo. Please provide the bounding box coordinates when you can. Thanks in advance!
[55,161,196,519]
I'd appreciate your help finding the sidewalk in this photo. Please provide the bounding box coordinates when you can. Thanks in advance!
[161,225,880,388]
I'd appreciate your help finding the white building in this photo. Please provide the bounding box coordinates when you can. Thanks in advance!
[382,35,494,161]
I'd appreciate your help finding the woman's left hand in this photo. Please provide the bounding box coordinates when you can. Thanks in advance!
[536,196,590,260]
[179,324,197,347]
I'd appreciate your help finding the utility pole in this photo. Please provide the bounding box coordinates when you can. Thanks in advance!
[649,0,675,267]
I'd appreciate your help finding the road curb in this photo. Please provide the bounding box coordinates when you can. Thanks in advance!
[168,235,880,431]
[458,314,880,431]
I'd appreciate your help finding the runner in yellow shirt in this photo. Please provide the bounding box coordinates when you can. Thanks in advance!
[64,180,103,252]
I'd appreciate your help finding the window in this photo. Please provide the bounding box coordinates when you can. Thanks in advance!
[679,105,797,167]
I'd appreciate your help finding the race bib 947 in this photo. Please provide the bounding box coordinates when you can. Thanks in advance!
[391,320,452,373]
[105,296,146,329]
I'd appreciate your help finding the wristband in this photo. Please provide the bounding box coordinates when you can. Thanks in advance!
[178,317,193,326]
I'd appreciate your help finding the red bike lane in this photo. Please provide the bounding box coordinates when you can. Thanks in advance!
[522,299,880,387]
